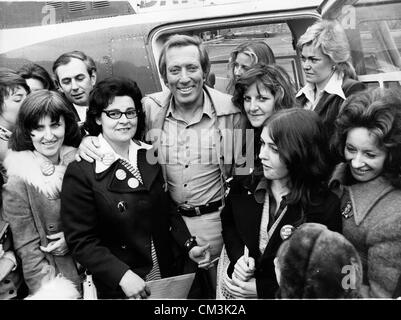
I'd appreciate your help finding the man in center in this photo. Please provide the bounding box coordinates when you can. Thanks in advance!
[143,34,246,296]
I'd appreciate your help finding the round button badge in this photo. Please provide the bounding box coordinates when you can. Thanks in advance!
[115,169,127,181]
[128,177,139,189]
[280,225,295,240]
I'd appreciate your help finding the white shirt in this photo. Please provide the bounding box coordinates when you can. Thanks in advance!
[73,103,88,124]
[296,72,346,111]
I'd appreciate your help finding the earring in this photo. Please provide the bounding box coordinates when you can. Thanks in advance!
[332,65,336,71]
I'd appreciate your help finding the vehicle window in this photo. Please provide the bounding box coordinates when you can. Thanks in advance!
[200,23,301,93]
[336,0,401,88]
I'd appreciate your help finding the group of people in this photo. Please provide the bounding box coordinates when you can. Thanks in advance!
[0,18,400,300]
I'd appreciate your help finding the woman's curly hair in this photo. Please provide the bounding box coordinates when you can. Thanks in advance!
[331,88,401,188]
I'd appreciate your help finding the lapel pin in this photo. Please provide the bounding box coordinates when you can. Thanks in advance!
[117,201,127,212]
[341,200,353,219]
[115,169,127,181]
[280,225,295,240]
[128,177,139,189]
[40,161,55,176]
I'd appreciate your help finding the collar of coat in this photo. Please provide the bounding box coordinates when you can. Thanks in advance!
[94,133,152,173]
[144,85,242,117]
[329,162,394,225]
[93,136,159,193]
[3,146,76,198]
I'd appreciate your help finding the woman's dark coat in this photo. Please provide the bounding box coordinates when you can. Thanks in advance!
[297,78,366,140]
[61,148,182,298]
[221,175,342,298]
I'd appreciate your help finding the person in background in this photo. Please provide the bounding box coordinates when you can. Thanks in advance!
[216,63,297,299]
[0,68,30,165]
[296,19,365,145]
[52,50,97,124]
[61,77,184,299]
[219,108,341,299]
[226,41,275,94]
[329,88,401,298]
[2,90,82,295]
[0,68,30,299]
[274,222,363,299]
[231,63,296,175]
[18,63,56,92]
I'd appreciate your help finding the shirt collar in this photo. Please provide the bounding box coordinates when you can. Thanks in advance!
[254,177,269,204]
[95,134,151,173]
[296,72,346,101]
[253,177,288,205]
[324,72,346,99]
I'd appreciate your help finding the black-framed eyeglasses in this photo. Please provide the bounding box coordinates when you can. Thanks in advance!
[102,109,138,119]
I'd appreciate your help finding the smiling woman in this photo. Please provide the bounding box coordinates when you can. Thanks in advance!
[2,90,82,295]
[60,77,187,299]
[329,88,401,298]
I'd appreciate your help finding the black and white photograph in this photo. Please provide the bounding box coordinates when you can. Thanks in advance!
[0,0,400,315]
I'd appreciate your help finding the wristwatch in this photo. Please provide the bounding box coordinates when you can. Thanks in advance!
[184,236,198,252]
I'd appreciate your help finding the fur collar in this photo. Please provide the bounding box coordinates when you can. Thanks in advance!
[4,146,77,199]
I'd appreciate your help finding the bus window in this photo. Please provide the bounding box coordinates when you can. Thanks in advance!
[334,0,401,88]
[198,22,304,93]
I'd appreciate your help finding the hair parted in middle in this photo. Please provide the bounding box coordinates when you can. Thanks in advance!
[297,19,356,79]
[9,89,81,151]
[158,34,210,85]
[232,63,297,115]
[84,76,145,140]
[331,87,401,189]
[227,40,276,93]
[264,108,333,208]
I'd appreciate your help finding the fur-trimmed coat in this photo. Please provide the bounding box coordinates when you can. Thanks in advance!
[330,163,401,298]
[1,147,80,294]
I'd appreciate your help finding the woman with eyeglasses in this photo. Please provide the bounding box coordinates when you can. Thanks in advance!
[60,77,182,299]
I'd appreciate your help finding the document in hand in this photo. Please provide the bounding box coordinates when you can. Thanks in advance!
[146,272,196,299]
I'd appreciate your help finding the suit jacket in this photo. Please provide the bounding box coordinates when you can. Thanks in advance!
[61,148,180,298]
[221,175,342,298]
[297,78,366,141]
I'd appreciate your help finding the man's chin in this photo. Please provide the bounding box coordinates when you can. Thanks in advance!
[72,99,88,107]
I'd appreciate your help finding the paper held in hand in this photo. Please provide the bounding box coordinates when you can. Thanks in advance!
[146,272,196,299]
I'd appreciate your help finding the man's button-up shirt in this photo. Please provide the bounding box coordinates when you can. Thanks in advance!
[160,92,222,206]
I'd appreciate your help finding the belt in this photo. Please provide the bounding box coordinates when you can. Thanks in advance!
[177,199,223,217]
